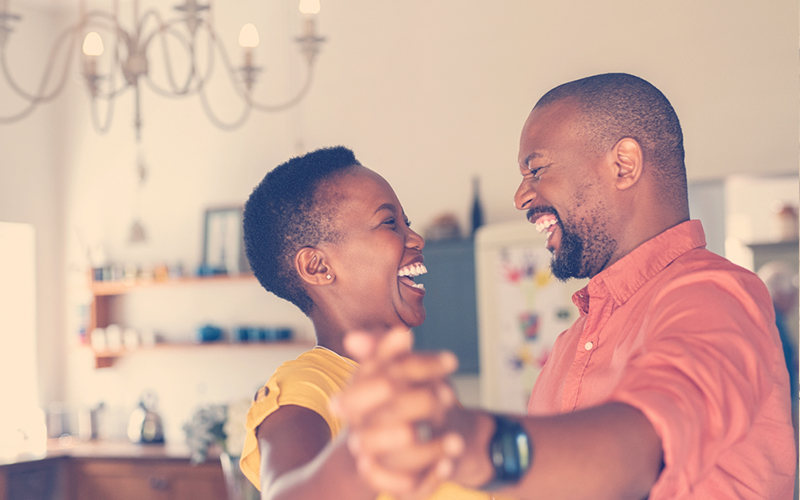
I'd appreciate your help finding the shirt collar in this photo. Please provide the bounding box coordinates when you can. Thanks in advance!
[573,220,707,313]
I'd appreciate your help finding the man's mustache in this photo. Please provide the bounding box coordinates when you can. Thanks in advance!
[526,206,559,223]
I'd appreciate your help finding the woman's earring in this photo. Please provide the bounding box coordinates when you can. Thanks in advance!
[326,275,332,280]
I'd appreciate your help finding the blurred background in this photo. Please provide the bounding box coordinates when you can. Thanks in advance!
[0,0,797,498]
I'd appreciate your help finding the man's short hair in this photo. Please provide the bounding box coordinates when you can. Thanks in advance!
[536,73,687,205]
[243,146,360,314]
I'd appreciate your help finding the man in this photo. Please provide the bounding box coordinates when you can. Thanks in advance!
[334,73,797,499]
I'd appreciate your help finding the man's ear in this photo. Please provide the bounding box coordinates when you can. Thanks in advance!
[611,137,643,191]
[295,247,333,285]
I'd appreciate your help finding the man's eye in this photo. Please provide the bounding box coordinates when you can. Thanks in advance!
[528,165,546,179]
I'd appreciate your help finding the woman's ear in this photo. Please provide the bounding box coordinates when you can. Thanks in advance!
[295,247,333,285]
[612,137,643,191]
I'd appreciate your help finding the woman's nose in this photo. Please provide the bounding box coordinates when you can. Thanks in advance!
[406,227,425,251]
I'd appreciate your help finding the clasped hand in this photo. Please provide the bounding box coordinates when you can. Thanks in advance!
[332,328,466,499]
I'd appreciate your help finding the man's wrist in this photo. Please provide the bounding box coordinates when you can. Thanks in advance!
[480,415,534,491]
[447,408,496,488]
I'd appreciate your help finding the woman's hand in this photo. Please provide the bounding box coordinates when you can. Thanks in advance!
[333,328,465,499]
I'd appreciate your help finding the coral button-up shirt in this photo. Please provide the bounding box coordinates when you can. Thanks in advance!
[528,220,796,499]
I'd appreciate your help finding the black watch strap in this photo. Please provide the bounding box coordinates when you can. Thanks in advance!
[481,415,534,491]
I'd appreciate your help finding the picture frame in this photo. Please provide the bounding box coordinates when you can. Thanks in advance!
[201,206,249,275]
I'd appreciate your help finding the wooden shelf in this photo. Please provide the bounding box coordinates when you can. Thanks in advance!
[90,273,257,296]
[86,271,300,369]
[90,340,314,369]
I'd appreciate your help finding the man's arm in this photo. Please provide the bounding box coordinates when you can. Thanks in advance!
[336,329,663,500]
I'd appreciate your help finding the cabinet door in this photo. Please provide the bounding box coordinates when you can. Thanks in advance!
[71,458,226,500]
[1,457,65,500]
[413,239,479,374]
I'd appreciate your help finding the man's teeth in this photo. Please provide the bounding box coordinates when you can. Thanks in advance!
[398,262,427,278]
[535,217,557,234]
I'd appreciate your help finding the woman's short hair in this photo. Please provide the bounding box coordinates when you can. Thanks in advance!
[243,146,360,313]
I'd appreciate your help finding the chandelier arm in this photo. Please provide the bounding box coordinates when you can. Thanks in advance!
[204,26,259,101]
[0,24,80,103]
[0,99,40,122]
[138,8,197,94]
[89,94,115,133]
[146,22,198,95]
[90,35,130,101]
[197,84,251,131]
[143,19,224,99]
[248,64,316,113]
[193,20,218,89]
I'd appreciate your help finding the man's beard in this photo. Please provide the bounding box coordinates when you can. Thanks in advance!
[551,227,585,281]
[550,219,616,282]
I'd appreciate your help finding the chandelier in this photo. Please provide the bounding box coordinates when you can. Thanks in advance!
[0,0,326,139]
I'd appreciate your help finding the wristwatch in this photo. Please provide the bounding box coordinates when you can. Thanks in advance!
[481,414,534,491]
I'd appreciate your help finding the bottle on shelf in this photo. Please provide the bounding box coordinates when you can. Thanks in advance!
[470,176,484,237]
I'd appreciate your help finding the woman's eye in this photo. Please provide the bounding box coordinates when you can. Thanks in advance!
[383,218,396,226]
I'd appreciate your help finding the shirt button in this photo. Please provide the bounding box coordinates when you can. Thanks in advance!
[584,341,593,351]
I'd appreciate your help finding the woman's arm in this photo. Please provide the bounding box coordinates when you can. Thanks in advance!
[257,404,378,500]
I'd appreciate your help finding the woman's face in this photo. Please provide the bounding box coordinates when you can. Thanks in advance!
[318,166,426,331]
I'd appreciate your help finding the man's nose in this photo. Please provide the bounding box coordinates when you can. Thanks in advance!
[514,180,536,211]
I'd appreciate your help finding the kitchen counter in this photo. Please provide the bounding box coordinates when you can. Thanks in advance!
[44,438,215,461]
[0,439,227,500]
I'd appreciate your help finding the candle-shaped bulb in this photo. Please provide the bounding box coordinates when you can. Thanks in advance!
[82,32,104,57]
[298,0,320,15]
[238,23,259,48]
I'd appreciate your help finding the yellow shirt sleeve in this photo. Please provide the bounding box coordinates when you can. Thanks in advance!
[239,348,355,490]
[238,348,495,500]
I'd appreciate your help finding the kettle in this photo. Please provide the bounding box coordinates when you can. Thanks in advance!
[127,391,165,444]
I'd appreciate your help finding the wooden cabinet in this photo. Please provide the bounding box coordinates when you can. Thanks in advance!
[1,453,226,500]
[68,457,226,500]
[0,457,67,500]
[413,239,479,374]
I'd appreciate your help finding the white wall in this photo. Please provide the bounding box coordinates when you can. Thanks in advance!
[0,0,797,443]
[0,4,67,408]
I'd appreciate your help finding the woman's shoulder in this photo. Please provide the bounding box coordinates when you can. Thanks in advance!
[273,348,358,385]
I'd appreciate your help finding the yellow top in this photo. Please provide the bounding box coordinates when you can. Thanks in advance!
[239,348,492,500]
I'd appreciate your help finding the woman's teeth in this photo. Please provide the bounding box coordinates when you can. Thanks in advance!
[398,263,427,289]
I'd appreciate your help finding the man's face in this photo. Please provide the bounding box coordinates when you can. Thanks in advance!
[513,99,618,281]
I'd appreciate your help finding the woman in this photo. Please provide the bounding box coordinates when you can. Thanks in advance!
[239,147,488,500]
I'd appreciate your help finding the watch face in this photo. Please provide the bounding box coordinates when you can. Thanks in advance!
[486,415,532,487]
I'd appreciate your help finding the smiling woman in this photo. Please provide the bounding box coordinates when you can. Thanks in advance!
[235,147,489,500]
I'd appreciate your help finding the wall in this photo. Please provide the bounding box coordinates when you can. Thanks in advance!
[0,0,797,443]
[0,4,67,408]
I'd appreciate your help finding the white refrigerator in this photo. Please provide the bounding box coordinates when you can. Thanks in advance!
[475,220,587,414]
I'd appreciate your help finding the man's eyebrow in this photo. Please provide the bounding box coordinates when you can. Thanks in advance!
[523,152,543,164]
[373,203,396,215]
[521,152,543,167]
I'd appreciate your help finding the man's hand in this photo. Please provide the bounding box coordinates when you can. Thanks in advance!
[332,328,465,499]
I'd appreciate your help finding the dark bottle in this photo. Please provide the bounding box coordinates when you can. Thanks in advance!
[470,176,484,237]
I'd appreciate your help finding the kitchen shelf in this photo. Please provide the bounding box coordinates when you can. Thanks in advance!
[90,273,257,296]
[86,272,307,369]
[91,339,314,369]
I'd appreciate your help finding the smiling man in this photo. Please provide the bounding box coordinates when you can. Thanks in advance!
[335,73,797,500]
